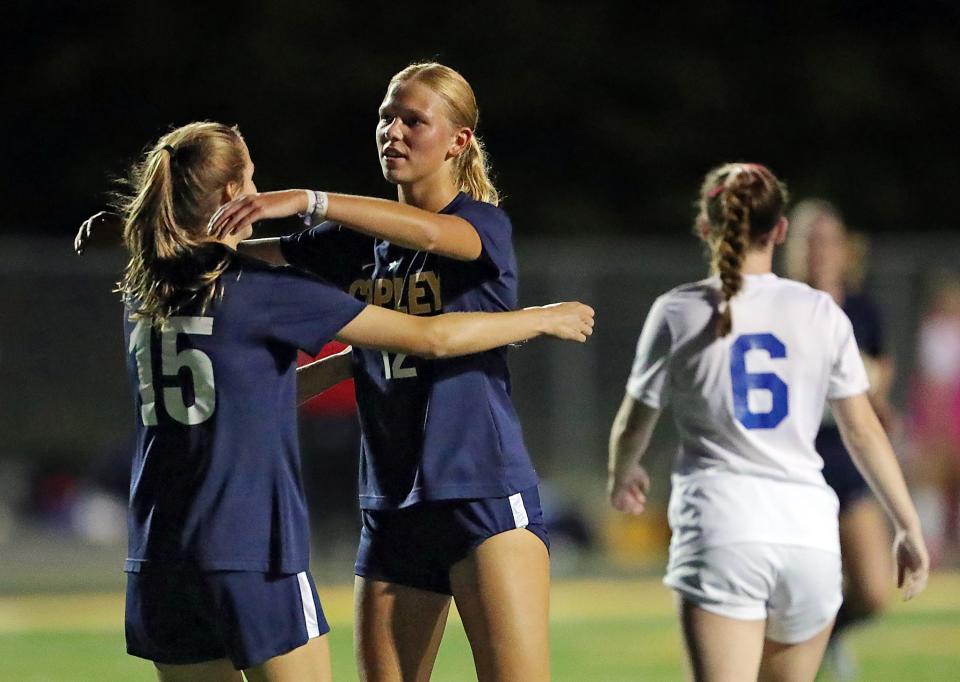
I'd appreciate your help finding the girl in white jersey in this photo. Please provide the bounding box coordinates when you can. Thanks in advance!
[608,163,929,682]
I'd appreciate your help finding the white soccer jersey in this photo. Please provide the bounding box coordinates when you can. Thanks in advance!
[627,273,870,553]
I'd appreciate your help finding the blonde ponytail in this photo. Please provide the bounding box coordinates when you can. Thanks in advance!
[117,122,245,324]
[456,134,499,205]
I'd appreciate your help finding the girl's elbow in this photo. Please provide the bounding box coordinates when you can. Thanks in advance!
[417,324,450,359]
[420,228,440,253]
[423,336,450,359]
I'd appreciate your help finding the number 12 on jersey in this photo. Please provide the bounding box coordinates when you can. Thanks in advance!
[729,333,788,429]
[381,351,417,380]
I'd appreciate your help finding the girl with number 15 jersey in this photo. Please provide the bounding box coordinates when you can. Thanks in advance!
[109,121,592,682]
[608,163,928,682]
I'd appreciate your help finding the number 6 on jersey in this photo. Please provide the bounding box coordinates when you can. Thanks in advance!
[729,332,789,429]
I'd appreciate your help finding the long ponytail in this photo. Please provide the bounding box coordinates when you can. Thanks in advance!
[713,188,751,336]
[117,122,245,324]
[455,134,499,205]
[698,163,789,337]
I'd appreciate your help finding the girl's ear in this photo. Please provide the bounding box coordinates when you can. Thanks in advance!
[773,217,789,245]
[447,126,473,160]
[222,181,241,204]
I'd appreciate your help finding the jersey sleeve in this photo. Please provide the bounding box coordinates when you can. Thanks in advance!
[827,303,871,399]
[455,201,513,278]
[266,268,367,356]
[279,221,374,288]
[626,296,673,408]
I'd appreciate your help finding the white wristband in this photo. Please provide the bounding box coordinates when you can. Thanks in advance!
[313,190,329,222]
[299,190,329,226]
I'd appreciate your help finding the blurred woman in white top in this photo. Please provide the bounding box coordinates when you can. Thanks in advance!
[607,163,928,682]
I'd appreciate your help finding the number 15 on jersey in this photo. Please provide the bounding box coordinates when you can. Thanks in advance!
[129,317,217,426]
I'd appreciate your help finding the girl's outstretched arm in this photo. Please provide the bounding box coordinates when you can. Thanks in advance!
[76,209,290,269]
[296,346,353,405]
[208,190,483,261]
[335,302,594,360]
[237,238,288,266]
[74,211,123,254]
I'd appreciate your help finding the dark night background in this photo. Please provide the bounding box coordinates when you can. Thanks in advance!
[2,6,959,676]
[5,0,959,240]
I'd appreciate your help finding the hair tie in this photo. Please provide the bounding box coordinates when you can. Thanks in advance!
[707,184,725,198]
[161,144,177,159]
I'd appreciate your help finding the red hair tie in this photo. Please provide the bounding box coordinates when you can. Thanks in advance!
[707,185,725,198]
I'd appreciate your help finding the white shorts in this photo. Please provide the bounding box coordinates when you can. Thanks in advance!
[664,543,842,644]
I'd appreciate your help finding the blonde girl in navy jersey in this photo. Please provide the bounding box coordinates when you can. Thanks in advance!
[103,121,593,682]
[206,63,556,682]
[608,163,928,682]
[784,200,897,675]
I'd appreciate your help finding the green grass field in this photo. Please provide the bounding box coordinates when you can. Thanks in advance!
[1,573,957,681]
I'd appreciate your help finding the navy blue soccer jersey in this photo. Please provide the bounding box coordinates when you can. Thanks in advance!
[818,289,886,506]
[122,246,366,574]
[280,192,538,509]
[843,291,884,358]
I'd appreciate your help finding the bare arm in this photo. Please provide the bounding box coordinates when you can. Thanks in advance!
[77,211,292,274]
[335,302,594,359]
[831,392,929,599]
[296,346,353,405]
[237,237,288,266]
[868,354,896,401]
[607,394,661,515]
[325,193,482,260]
[74,211,123,254]
[208,190,483,261]
[864,353,898,430]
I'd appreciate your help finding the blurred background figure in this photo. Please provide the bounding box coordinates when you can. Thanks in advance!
[907,273,960,568]
[784,199,896,679]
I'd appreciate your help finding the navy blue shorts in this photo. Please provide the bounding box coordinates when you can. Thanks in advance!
[125,567,329,670]
[355,486,549,595]
[818,426,870,511]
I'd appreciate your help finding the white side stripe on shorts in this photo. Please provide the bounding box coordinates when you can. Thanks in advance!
[509,493,529,528]
[296,572,321,639]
